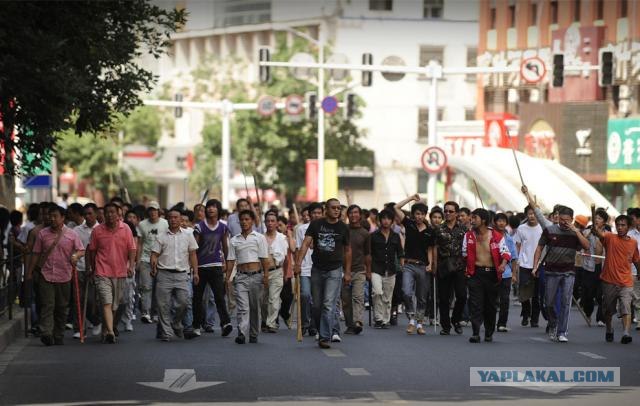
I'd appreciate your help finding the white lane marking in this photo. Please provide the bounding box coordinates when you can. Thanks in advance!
[529,337,547,342]
[322,349,346,357]
[344,368,371,376]
[138,369,224,393]
[578,351,606,360]
[371,391,402,401]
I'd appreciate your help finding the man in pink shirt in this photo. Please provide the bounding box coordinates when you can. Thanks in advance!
[87,203,137,344]
[26,205,84,346]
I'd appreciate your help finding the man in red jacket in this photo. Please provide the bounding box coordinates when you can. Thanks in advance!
[462,209,510,343]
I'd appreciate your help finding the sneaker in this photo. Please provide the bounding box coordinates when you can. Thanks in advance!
[235,335,246,344]
[417,326,426,335]
[484,335,493,342]
[172,328,184,339]
[318,340,331,349]
[309,328,318,337]
[530,322,539,328]
[315,333,320,341]
[597,321,605,327]
[406,324,416,335]
[497,326,509,332]
[390,313,398,326]
[439,329,450,336]
[65,323,73,330]
[124,322,134,332]
[222,324,233,337]
[548,332,557,342]
[331,334,341,343]
[557,334,569,343]
[92,324,103,336]
[374,321,383,329]
[266,327,278,334]
[40,335,53,346]
[105,333,117,344]
[184,330,200,340]
[204,325,215,333]
[73,331,81,339]
[249,336,258,344]
[454,323,463,335]
[141,314,152,324]
[469,335,481,343]
[344,327,357,335]
[381,323,390,329]
[521,318,529,327]
[606,332,614,342]
[354,322,363,335]
[621,335,632,344]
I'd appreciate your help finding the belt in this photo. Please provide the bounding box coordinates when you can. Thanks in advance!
[237,269,262,274]
[475,266,496,272]
[267,266,283,272]
[405,259,426,265]
[159,268,187,273]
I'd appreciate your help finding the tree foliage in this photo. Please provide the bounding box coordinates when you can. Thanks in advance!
[0,0,185,205]
[188,33,372,200]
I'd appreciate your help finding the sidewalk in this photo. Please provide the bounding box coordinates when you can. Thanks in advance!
[0,310,25,353]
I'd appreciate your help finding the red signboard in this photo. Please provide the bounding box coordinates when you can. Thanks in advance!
[484,112,518,149]
[305,159,319,201]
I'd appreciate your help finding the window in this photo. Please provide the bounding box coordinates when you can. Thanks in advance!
[417,169,429,193]
[369,0,392,11]
[530,2,538,25]
[466,47,477,81]
[419,46,444,80]
[418,108,444,140]
[490,7,497,29]
[508,5,516,28]
[550,0,558,24]
[595,0,604,20]
[465,108,476,121]
[423,0,443,18]
[573,0,580,22]
[621,0,628,18]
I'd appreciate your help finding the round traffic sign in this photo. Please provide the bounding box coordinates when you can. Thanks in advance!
[257,96,276,117]
[421,146,448,174]
[285,94,304,116]
[321,96,338,115]
[520,56,547,84]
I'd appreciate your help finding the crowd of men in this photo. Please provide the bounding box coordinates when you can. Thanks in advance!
[3,184,640,348]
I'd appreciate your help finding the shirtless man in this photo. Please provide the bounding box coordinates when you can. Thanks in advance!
[462,209,510,343]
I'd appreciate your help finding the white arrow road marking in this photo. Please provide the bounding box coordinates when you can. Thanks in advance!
[344,368,371,376]
[138,369,225,393]
[578,352,607,360]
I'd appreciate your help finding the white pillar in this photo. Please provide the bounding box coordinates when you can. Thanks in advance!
[317,25,325,202]
[427,61,442,208]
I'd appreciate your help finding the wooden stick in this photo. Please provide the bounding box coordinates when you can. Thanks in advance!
[72,266,84,343]
[200,189,209,205]
[472,180,485,209]
[252,170,262,210]
[81,276,89,343]
[578,252,606,259]
[572,295,592,327]
[506,126,526,186]
[295,275,303,342]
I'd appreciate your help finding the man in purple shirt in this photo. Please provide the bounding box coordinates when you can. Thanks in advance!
[26,205,84,346]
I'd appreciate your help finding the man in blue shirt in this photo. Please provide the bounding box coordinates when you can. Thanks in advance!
[494,213,519,332]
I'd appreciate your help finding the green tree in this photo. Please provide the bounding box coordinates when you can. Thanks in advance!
[0,1,185,207]
[188,34,371,201]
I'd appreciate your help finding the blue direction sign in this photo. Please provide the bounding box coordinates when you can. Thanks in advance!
[321,96,338,115]
[23,175,52,188]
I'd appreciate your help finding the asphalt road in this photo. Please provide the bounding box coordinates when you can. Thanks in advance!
[1,303,639,405]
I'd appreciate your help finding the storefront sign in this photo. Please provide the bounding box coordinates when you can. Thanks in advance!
[607,118,640,182]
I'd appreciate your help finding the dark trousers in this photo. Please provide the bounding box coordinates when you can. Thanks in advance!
[497,277,511,327]
[192,266,230,329]
[437,268,466,331]
[37,277,71,339]
[581,267,604,322]
[392,271,404,307]
[468,270,499,337]
[519,267,542,324]
[279,278,294,323]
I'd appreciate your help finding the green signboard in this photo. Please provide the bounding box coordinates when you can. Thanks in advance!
[607,118,640,182]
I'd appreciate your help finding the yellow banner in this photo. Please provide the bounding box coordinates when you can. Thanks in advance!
[324,159,338,199]
[607,169,640,182]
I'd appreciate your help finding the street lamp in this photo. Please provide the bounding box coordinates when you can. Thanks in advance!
[275,24,326,201]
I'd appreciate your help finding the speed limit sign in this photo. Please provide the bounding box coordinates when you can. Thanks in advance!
[257,96,276,117]
[421,146,448,174]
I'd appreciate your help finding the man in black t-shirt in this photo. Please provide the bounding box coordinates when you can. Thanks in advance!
[394,194,435,336]
[295,198,352,349]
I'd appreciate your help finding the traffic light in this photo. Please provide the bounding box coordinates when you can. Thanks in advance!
[259,47,270,83]
[598,50,614,87]
[362,53,373,87]
[174,93,183,118]
[344,93,356,119]
[306,92,317,120]
[552,53,564,87]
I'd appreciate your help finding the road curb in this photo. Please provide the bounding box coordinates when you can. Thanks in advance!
[0,310,25,353]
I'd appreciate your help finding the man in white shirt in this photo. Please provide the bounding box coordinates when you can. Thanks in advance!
[295,202,323,336]
[226,210,271,344]
[150,209,199,341]
[261,211,289,333]
[514,205,543,328]
[627,208,640,330]
[72,203,100,337]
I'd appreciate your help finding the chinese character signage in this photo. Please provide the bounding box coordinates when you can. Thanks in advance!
[607,118,640,182]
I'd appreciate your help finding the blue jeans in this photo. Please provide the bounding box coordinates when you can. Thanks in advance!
[300,276,312,330]
[545,272,575,336]
[311,267,343,342]
[402,263,430,322]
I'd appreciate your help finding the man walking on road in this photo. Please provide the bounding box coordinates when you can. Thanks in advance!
[192,199,232,337]
[514,205,543,328]
[137,201,168,324]
[341,205,371,335]
[295,202,323,336]
[590,211,640,344]
[150,209,199,342]
[295,198,352,349]
[370,209,404,328]
[394,194,434,336]
[86,203,137,344]
[27,205,85,346]
[226,210,271,344]
[261,211,289,333]
[433,201,467,336]
[463,208,510,343]
[533,206,590,343]
[493,213,519,332]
